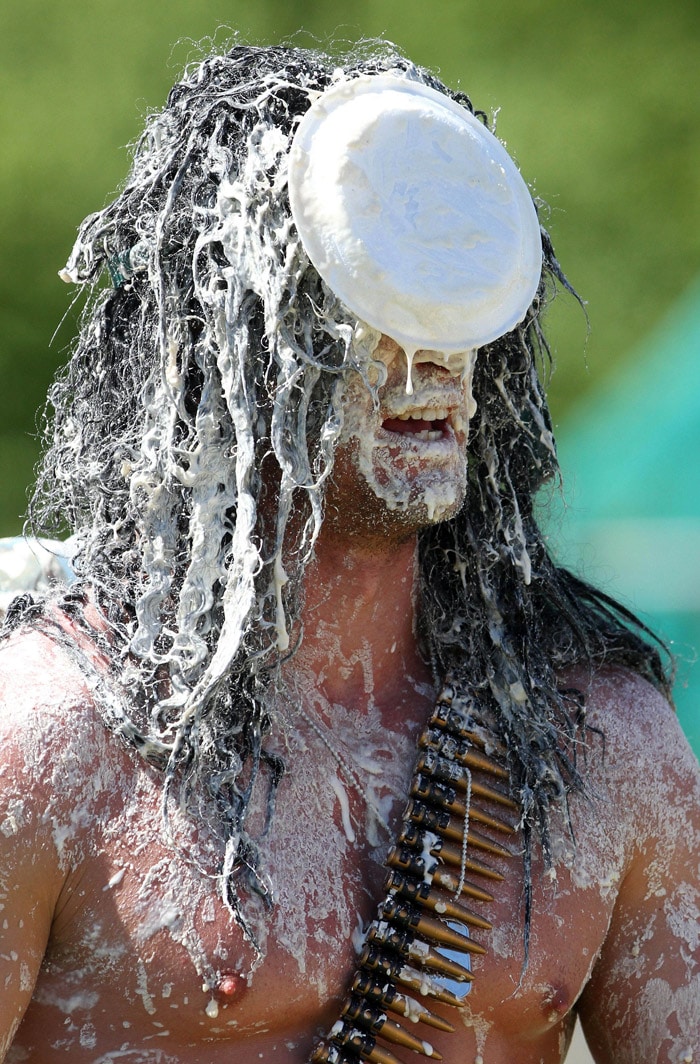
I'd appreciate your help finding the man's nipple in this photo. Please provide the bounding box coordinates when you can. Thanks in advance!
[204,971,247,1018]
[542,983,571,1025]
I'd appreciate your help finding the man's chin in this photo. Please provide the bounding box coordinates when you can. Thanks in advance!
[411,484,466,526]
[366,463,467,528]
[320,435,467,547]
[323,478,466,548]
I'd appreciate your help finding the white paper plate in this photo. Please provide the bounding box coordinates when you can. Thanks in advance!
[288,74,542,353]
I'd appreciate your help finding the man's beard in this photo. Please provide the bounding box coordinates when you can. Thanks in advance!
[321,434,468,551]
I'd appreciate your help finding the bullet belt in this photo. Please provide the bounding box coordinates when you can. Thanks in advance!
[308,680,518,1064]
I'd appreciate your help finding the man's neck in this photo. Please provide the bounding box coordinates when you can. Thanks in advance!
[287,530,434,723]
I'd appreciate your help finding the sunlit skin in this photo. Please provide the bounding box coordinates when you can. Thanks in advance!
[0,343,698,1063]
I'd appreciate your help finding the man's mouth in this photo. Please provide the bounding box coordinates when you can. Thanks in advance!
[381,406,459,441]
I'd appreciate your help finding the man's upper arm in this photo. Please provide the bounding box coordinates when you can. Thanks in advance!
[577,678,699,1064]
[0,641,67,1054]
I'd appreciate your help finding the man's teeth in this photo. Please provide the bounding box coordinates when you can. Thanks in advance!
[394,407,450,421]
[390,406,467,437]
[413,429,443,441]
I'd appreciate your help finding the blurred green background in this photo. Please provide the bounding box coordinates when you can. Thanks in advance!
[1,0,698,749]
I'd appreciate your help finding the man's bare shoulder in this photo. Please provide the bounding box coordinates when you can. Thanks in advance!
[564,664,697,853]
[1,621,95,732]
[0,622,125,829]
[566,663,696,778]
[1,618,85,698]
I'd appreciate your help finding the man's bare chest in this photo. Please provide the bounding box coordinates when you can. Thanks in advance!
[20,711,625,1063]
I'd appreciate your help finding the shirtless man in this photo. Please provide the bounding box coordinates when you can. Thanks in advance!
[0,43,697,1064]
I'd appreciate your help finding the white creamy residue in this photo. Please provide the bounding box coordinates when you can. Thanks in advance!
[329,773,356,843]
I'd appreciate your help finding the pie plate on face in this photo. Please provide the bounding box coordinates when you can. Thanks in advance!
[288,73,543,357]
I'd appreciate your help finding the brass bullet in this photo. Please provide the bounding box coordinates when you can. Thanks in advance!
[386,844,496,902]
[396,825,503,882]
[430,865,495,903]
[446,823,513,860]
[364,1046,405,1064]
[380,897,486,956]
[331,1024,404,1064]
[419,729,509,781]
[426,894,492,932]
[342,999,443,1060]
[406,939,474,982]
[454,746,510,780]
[416,752,518,810]
[410,776,515,833]
[387,992,455,1033]
[469,804,517,835]
[428,701,483,745]
[375,1017,442,1059]
[471,778,519,811]
[406,800,512,857]
[350,971,455,1033]
[365,924,474,981]
[383,869,493,930]
[428,836,504,882]
[395,962,469,1007]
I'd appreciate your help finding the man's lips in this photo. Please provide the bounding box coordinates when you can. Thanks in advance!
[382,416,449,436]
[377,388,466,439]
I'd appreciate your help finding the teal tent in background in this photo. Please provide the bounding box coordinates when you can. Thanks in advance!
[550,279,700,754]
